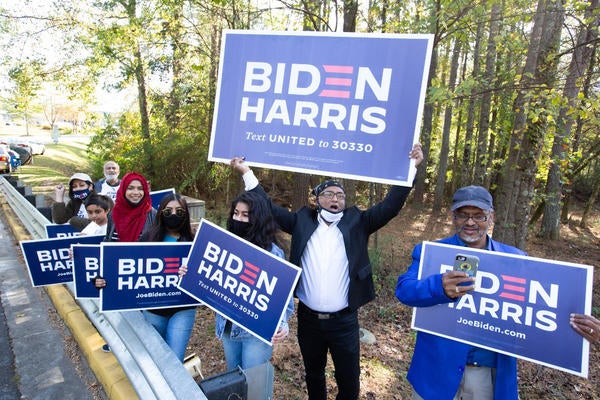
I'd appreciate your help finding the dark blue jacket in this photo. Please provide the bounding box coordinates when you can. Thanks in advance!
[251,184,411,311]
[396,234,526,400]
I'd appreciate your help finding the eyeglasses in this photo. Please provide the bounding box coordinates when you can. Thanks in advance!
[162,208,186,217]
[319,191,346,200]
[453,212,490,223]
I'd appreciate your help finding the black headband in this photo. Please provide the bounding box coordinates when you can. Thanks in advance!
[312,179,345,197]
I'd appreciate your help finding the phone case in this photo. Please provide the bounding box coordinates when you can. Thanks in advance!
[454,254,479,278]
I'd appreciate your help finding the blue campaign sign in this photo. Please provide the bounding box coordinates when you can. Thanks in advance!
[209,30,433,186]
[99,242,202,312]
[45,223,80,238]
[414,242,593,377]
[150,188,175,210]
[72,245,101,299]
[178,219,301,345]
[19,235,105,287]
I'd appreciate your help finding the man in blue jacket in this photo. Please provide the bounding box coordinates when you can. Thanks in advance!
[396,185,526,400]
[231,143,423,400]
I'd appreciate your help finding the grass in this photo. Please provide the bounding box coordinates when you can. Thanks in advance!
[0,124,92,194]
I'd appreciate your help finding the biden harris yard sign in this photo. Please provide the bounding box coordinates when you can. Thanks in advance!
[208,30,433,186]
[178,219,301,345]
[19,235,105,287]
[413,242,593,378]
[71,244,101,299]
[99,242,202,312]
[45,223,79,238]
[150,188,175,210]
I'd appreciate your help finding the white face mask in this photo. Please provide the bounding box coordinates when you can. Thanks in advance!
[319,208,343,223]
[104,173,118,181]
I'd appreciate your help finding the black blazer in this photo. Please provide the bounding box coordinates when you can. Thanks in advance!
[251,184,412,311]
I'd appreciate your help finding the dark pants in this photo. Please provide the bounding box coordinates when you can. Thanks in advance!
[297,302,360,400]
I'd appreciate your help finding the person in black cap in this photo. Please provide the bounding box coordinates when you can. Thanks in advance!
[395,185,527,400]
[230,143,423,400]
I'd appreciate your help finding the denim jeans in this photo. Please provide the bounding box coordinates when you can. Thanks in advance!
[143,308,196,362]
[221,322,273,370]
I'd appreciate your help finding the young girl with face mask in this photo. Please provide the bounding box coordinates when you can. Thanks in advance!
[180,191,294,369]
[138,193,197,362]
[52,172,96,230]
[219,191,294,370]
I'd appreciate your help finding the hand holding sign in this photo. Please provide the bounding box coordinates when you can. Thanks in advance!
[209,31,432,186]
[442,270,475,299]
[178,219,300,344]
[409,143,424,166]
[570,313,600,344]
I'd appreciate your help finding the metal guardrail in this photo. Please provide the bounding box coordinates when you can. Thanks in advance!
[0,176,207,400]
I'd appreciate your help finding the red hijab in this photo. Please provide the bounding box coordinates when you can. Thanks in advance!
[111,172,152,242]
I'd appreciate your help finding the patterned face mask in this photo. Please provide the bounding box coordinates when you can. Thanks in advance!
[72,188,90,200]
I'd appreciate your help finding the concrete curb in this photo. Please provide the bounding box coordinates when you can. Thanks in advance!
[2,201,137,400]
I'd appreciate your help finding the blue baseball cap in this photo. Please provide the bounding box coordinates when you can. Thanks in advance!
[451,186,493,211]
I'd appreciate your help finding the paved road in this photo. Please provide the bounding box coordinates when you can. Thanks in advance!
[0,212,104,400]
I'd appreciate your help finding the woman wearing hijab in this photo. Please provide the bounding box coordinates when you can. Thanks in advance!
[105,171,156,243]
[93,172,156,352]
[94,172,156,287]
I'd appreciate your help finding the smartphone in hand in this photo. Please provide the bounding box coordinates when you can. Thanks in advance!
[454,254,479,286]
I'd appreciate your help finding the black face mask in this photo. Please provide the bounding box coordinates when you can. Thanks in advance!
[163,214,186,230]
[230,220,251,238]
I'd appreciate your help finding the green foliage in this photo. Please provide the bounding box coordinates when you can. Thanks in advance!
[2,0,600,240]
[4,61,44,121]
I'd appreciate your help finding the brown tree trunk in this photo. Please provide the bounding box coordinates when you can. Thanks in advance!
[450,50,468,195]
[562,46,597,223]
[433,39,461,211]
[494,0,564,249]
[135,47,152,174]
[540,0,599,239]
[473,1,501,185]
[166,1,185,132]
[413,0,440,203]
[580,174,600,228]
[459,13,483,188]
[291,174,311,210]
[343,0,358,32]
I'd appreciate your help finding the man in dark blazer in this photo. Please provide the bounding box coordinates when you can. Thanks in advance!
[230,143,422,400]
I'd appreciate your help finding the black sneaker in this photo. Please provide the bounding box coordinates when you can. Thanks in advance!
[102,344,111,352]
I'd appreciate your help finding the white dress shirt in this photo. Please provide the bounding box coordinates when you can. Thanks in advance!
[296,214,349,312]
[242,169,350,312]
